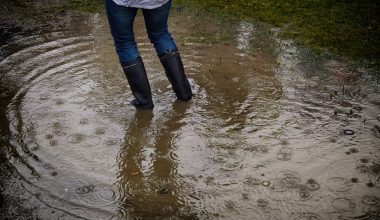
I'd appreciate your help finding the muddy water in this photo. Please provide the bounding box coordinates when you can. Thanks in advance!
[1,9,380,220]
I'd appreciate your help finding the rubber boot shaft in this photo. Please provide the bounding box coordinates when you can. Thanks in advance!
[159,49,192,101]
[122,57,154,110]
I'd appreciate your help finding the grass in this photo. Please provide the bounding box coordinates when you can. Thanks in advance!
[61,0,104,12]
[176,0,380,66]
[1,0,104,22]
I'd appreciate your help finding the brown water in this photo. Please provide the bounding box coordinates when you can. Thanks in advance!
[1,8,380,220]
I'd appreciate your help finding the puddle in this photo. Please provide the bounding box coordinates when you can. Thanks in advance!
[1,4,380,220]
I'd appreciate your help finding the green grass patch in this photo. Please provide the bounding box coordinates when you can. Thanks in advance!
[62,0,104,12]
[176,0,380,66]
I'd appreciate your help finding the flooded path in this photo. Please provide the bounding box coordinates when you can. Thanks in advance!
[1,7,380,220]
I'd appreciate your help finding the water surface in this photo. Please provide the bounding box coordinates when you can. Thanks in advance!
[1,9,379,220]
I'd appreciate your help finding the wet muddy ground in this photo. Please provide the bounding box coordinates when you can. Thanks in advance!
[1,4,380,220]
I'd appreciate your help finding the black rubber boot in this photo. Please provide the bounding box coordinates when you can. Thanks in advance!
[159,48,192,101]
[122,57,154,110]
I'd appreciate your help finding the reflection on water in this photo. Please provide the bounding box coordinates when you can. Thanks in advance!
[0,8,379,220]
[236,21,255,51]
[116,103,198,219]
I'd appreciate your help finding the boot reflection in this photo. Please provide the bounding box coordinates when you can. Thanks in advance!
[117,103,196,219]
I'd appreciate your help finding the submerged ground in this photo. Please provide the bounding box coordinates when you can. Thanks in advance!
[1,1,380,219]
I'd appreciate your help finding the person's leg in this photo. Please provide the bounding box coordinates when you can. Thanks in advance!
[142,1,192,101]
[105,0,154,109]
[141,0,176,54]
[104,0,139,63]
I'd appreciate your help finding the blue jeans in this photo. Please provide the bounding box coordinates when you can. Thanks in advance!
[105,0,177,65]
